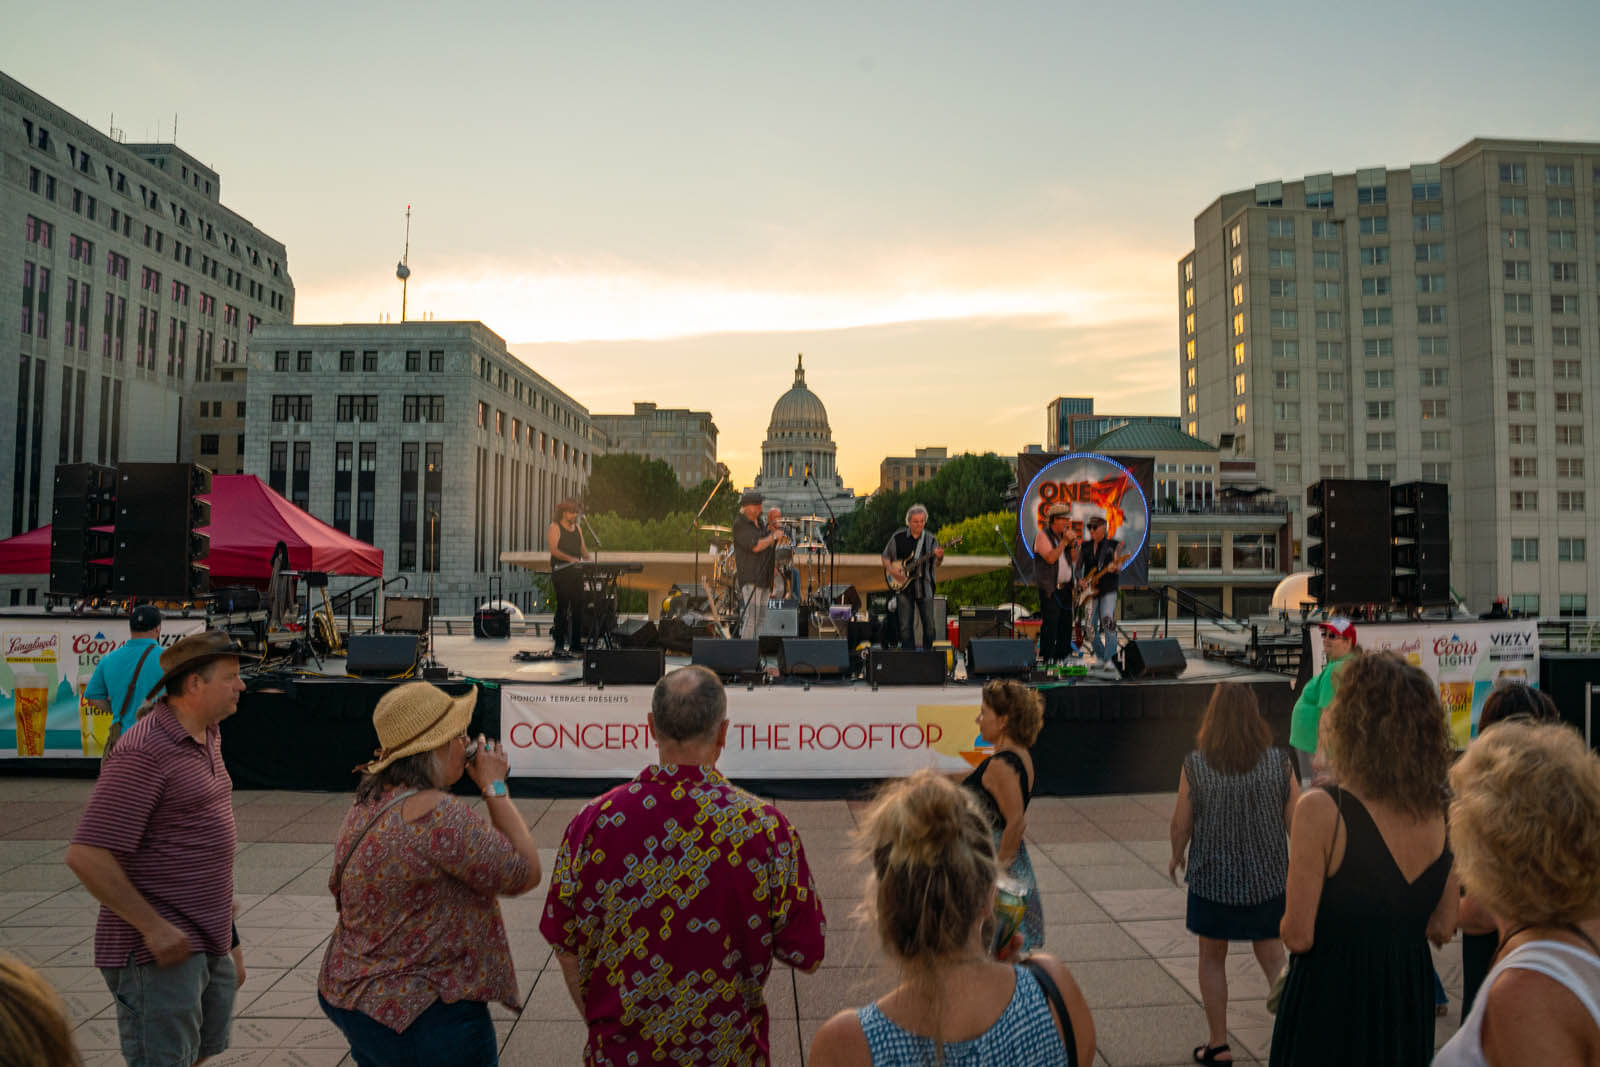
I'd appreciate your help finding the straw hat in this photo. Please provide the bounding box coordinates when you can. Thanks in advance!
[1045,502,1071,519]
[146,630,243,700]
[361,682,477,774]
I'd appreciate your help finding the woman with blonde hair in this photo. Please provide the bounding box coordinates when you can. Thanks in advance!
[1435,720,1600,1065]
[809,771,1095,1065]
[1268,652,1457,1066]
[1169,682,1297,1063]
[961,679,1046,949]
[0,953,78,1067]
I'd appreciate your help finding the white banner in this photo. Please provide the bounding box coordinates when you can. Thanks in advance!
[502,684,996,778]
[1,616,207,758]
[1306,619,1540,748]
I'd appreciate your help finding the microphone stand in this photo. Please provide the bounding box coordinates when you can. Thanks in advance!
[804,470,840,611]
[994,524,1026,639]
[687,470,726,599]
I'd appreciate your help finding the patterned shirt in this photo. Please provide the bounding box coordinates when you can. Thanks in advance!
[71,702,236,968]
[857,964,1072,1066]
[541,764,827,1066]
[318,791,532,1032]
[1184,747,1292,906]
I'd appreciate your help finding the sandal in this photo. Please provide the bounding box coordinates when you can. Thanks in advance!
[1193,1044,1232,1064]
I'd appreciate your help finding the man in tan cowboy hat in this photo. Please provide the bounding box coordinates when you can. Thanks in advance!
[1033,502,1080,665]
[67,630,246,1067]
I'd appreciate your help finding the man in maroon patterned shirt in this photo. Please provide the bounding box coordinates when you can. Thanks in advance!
[542,665,827,1065]
[66,630,245,1067]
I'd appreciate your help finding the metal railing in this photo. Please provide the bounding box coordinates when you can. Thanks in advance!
[1152,496,1292,516]
[1537,618,1600,653]
[327,575,412,636]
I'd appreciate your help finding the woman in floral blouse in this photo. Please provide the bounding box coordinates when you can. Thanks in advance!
[318,682,541,1066]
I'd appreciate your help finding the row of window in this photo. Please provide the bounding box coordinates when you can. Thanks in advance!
[1510,538,1588,563]
[1505,593,1589,618]
[1145,532,1278,572]
[1508,457,1586,479]
[1249,162,1595,210]
[1273,461,1454,484]
[1510,491,1587,513]
[1508,423,1584,445]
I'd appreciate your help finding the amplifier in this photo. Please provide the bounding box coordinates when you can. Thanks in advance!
[383,595,429,634]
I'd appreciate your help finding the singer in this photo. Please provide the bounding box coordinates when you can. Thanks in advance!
[732,489,784,639]
[547,498,588,658]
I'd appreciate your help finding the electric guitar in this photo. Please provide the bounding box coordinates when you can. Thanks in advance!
[1077,550,1131,607]
[885,536,963,592]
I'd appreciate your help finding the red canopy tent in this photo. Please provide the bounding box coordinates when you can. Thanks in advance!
[0,474,383,582]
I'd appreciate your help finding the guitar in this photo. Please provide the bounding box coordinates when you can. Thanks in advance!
[1077,550,1132,607]
[885,536,964,592]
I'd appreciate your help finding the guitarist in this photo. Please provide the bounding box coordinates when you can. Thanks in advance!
[1079,515,1123,671]
[1032,503,1080,665]
[881,505,945,650]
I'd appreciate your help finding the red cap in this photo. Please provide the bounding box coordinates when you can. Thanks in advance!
[1320,616,1356,643]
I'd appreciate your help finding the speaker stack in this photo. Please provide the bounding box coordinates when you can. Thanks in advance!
[1305,479,1392,607]
[49,464,117,598]
[1390,481,1450,606]
[112,463,211,600]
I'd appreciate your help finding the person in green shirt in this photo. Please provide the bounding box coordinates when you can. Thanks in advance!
[1289,616,1358,781]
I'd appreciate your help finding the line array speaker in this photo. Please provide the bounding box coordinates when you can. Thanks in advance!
[1305,478,1392,606]
[112,463,211,599]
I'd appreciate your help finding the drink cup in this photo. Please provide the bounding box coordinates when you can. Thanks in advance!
[990,875,1028,956]
[13,670,49,757]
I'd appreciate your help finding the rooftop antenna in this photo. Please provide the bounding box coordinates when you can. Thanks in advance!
[396,205,412,323]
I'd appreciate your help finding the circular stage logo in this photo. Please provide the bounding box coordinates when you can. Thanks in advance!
[1019,453,1149,560]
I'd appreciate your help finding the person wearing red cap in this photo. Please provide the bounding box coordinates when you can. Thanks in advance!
[1289,617,1358,781]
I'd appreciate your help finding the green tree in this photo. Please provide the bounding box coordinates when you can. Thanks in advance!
[837,452,1015,554]
[934,511,1038,614]
[682,464,738,530]
[585,454,685,521]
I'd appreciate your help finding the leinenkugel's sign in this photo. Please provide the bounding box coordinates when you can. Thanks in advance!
[1018,453,1151,586]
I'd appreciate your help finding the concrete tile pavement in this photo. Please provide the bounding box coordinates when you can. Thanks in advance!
[0,778,1464,1066]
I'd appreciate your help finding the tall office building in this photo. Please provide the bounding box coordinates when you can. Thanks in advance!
[1181,138,1598,615]
[245,322,591,614]
[591,402,718,487]
[2,74,292,603]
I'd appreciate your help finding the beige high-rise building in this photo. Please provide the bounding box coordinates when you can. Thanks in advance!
[1180,138,1598,616]
[591,402,718,487]
[879,447,951,493]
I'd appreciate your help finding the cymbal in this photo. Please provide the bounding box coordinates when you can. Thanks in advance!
[697,524,732,534]
[796,542,827,551]
[795,515,829,523]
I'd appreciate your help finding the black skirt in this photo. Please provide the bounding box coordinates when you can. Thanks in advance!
[1186,890,1285,941]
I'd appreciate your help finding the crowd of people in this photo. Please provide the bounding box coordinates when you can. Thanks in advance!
[25,621,1600,1064]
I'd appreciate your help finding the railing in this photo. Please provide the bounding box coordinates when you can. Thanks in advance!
[1152,496,1292,516]
[328,575,411,636]
[1152,584,1253,647]
[1537,618,1600,653]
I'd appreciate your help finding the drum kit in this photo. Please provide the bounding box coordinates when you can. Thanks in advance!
[667,515,833,636]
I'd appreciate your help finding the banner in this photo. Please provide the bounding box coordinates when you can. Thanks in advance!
[503,684,998,778]
[1015,452,1152,588]
[1306,619,1540,748]
[1,616,206,758]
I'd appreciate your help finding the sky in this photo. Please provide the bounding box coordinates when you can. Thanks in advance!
[7,1,1600,490]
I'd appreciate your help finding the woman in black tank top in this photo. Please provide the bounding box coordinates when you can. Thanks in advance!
[960,680,1045,950]
[547,499,587,656]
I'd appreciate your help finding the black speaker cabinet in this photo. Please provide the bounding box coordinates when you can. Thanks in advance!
[867,648,947,686]
[778,638,851,678]
[966,638,1035,677]
[612,618,659,648]
[345,634,420,675]
[1306,478,1393,605]
[957,608,1010,651]
[583,648,665,686]
[383,596,430,634]
[473,607,511,639]
[1121,638,1187,680]
[691,638,762,678]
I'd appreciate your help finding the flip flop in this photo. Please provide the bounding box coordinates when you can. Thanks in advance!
[1193,1044,1232,1064]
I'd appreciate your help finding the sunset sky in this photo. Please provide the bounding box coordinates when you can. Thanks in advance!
[8,1,1598,491]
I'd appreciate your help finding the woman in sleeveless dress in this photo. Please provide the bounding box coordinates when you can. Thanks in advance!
[961,679,1046,950]
[546,498,587,657]
[1435,719,1600,1066]
[1169,683,1298,1063]
[809,771,1095,1066]
[1268,652,1458,1066]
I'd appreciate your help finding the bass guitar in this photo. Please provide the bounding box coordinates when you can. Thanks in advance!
[885,536,963,592]
[1077,550,1131,607]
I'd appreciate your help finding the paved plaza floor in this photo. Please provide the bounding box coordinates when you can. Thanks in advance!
[0,775,1464,1066]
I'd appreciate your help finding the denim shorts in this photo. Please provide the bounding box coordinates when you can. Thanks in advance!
[320,992,498,1067]
[102,951,237,1067]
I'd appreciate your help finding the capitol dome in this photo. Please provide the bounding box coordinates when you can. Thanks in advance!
[751,354,856,521]
[767,359,832,438]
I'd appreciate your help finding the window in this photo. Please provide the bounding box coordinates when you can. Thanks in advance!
[1271,339,1299,359]
[1511,491,1538,511]
[274,351,290,372]
[402,394,446,422]
[1508,423,1537,444]
[1267,217,1294,237]
[1319,432,1346,451]
[1234,343,1246,366]
[1558,491,1585,513]
[1360,247,1390,266]
[1362,277,1392,296]
[335,395,379,422]
[1356,169,1387,204]
[1362,307,1393,327]
[1551,261,1577,282]
[1366,431,1397,450]
[1232,533,1277,571]
[1177,533,1223,569]
[1503,228,1531,248]
[1311,250,1341,269]
[1320,464,1348,478]
[1412,212,1443,232]
[199,434,219,456]
[1365,369,1395,389]
[1270,309,1298,329]
[1416,274,1446,294]
[1274,401,1300,420]
[1234,402,1246,424]
[1311,221,1339,240]
[1235,372,1247,396]
[1269,278,1296,297]
[1187,312,1197,336]
[1230,223,1243,248]
[362,350,377,372]
[1318,402,1345,421]
[1232,312,1245,336]
[1417,305,1446,324]
[1504,292,1533,314]
[339,350,355,372]
[270,395,313,421]
[1545,164,1574,185]
[1554,326,1581,347]
[1548,197,1576,218]
[1556,424,1583,446]
[1558,458,1585,479]
[1358,216,1388,235]
[1316,341,1343,362]
[1415,337,1447,357]
[1315,310,1342,330]
[1555,392,1582,413]
[1363,339,1393,359]
[1506,357,1533,379]
[1420,462,1451,482]
[1552,294,1578,315]
[1420,429,1450,450]
[1509,594,1539,616]
[294,350,311,372]
[1366,463,1396,479]
[1317,371,1345,390]
[1510,457,1538,478]
[1559,538,1585,562]
[1504,260,1531,280]
[1505,325,1534,345]
[405,350,421,372]
[1312,281,1340,300]
[1273,432,1299,453]
[1507,391,1536,412]
[1231,253,1243,277]
[1419,367,1449,389]
[1189,286,1198,308]
[1366,400,1394,420]
[1412,164,1442,201]
[1273,371,1299,389]
[1267,249,1295,269]
[1510,538,1538,563]
[1500,196,1529,216]
[1560,595,1588,619]
[1549,229,1577,250]
[1304,172,1332,208]
[1498,162,1526,183]
[1415,243,1445,262]
[1420,399,1448,420]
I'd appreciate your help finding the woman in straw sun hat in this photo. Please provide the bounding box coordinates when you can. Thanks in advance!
[318,682,541,1066]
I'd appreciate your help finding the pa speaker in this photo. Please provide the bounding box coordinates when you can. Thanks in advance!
[1121,638,1187,680]
[957,608,1010,651]
[1306,478,1393,605]
[867,648,947,686]
[966,638,1035,677]
[345,634,420,675]
[473,607,510,639]
[691,638,762,678]
[582,648,665,686]
[612,618,659,649]
[778,638,851,678]
[383,596,430,634]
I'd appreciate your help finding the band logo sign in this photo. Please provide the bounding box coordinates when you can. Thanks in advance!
[1018,453,1150,564]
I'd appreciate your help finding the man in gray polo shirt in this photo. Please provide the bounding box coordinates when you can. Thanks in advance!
[67,631,245,1067]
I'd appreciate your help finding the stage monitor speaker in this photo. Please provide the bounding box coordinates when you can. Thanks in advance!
[612,618,659,648]
[383,596,430,634]
[345,634,420,675]
[778,638,851,678]
[1121,638,1187,680]
[691,638,762,678]
[867,648,947,686]
[473,607,511,639]
[966,638,1035,677]
[583,648,665,686]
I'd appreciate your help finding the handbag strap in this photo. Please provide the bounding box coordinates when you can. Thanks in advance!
[1019,957,1078,1067]
[331,789,418,914]
[118,644,158,725]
